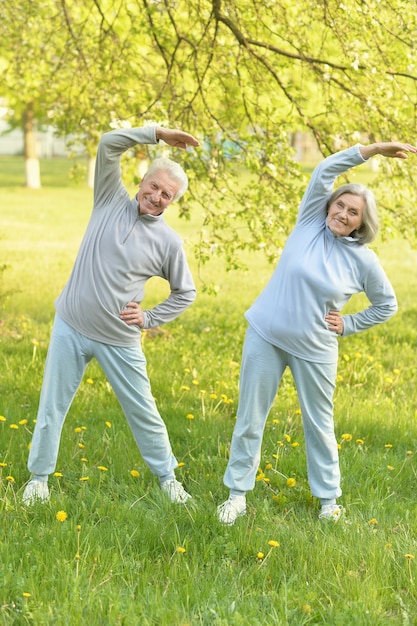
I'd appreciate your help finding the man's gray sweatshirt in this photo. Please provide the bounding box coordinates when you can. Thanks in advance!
[55,126,196,346]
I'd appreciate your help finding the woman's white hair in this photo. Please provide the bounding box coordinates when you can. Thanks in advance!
[143,157,188,202]
[327,183,379,244]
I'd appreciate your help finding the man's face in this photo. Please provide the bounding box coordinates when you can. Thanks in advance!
[137,170,180,216]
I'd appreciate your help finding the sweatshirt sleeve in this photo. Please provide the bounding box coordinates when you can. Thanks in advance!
[142,246,196,329]
[341,254,398,336]
[296,145,367,227]
[93,126,158,208]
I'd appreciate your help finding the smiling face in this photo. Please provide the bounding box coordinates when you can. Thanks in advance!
[137,169,180,216]
[326,193,365,238]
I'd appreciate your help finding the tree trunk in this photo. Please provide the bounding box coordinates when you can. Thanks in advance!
[23,102,41,188]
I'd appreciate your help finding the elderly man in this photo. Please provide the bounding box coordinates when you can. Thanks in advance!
[23,124,199,505]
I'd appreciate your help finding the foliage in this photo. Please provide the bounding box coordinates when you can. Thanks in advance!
[1,0,417,264]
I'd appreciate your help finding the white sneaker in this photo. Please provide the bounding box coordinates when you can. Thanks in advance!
[22,481,50,505]
[160,479,192,504]
[318,504,343,522]
[217,495,247,525]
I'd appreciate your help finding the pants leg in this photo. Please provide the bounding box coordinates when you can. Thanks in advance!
[223,326,287,492]
[289,355,341,500]
[93,341,178,480]
[28,315,91,475]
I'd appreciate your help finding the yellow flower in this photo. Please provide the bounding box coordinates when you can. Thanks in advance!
[176,546,186,553]
[356,439,364,445]
[302,605,312,614]
[200,389,206,395]
[78,443,85,449]
[268,540,280,548]
[272,419,279,424]
[97,466,108,471]
[405,554,415,560]
[0,415,6,421]
[22,592,31,598]
[186,413,195,420]
[209,393,217,399]
[286,477,296,488]
[192,379,199,386]
[177,462,185,467]
[369,518,378,525]
[393,368,400,375]
[384,444,393,449]
[19,419,28,425]
[74,427,82,433]
[341,433,352,442]
[257,552,264,560]
[336,375,344,382]
[407,451,413,456]
[81,457,88,462]
[0,462,7,467]
[76,525,81,532]
[387,465,394,471]
[284,434,291,442]
[180,386,190,391]
[343,354,350,362]
[294,409,302,415]
[79,476,89,482]
[291,442,300,448]
[86,378,94,384]
[105,421,112,428]
[354,352,362,359]
[130,469,140,478]
[10,424,18,430]
[6,475,15,482]
[265,463,272,470]
[256,472,265,481]
[53,472,63,477]
[263,477,270,484]
[56,510,68,522]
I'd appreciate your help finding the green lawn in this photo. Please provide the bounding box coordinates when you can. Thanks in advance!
[1,157,417,625]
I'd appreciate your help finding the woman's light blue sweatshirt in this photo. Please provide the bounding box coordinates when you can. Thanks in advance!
[245,144,398,364]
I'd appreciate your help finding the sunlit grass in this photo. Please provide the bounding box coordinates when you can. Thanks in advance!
[1,158,417,624]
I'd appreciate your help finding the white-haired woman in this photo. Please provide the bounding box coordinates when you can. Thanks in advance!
[217,141,416,525]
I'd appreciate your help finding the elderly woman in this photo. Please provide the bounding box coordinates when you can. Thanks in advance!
[217,141,416,525]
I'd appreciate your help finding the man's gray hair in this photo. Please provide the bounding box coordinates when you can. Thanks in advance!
[327,183,379,244]
[144,157,188,202]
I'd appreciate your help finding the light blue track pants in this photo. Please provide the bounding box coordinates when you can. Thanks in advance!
[224,326,342,500]
[28,315,178,479]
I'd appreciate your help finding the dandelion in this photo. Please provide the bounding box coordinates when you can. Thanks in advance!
[86,378,94,384]
[176,546,186,553]
[265,463,272,470]
[256,472,265,481]
[81,457,88,463]
[105,421,112,428]
[387,465,394,471]
[79,476,89,482]
[302,605,312,615]
[341,433,352,442]
[343,354,350,362]
[268,540,280,548]
[130,469,140,478]
[177,462,185,468]
[263,477,270,484]
[78,443,85,449]
[393,368,400,375]
[81,426,87,431]
[200,389,206,395]
[407,451,413,456]
[356,439,364,445]
[0,462,7,467]
[385,543,392,549]
[186,413,194,420]
[369,518,378,525]
[19,419,28,425]
[22,592,31,598]
[10,424,18,430]
[384,444,393,449]
[76,525,81,532]
[257,552,264,560]
[336,375,344,382]
[74,427,82,433]
[384,376,393,385]
[180,386,190,391]
[97,466,108,471]
[405,554,415,560]
[291,442,300,448]
[53,472,63,477]
[56,510,68,522]
[0,415,6,421]
[272,419,279,424]
[192,379,199,386]
[6,476,15,482]
[294,409,302,415]
[209,393,217,399]
[354,352,362,359]
[284,434,291,442]
[286,477,296,488]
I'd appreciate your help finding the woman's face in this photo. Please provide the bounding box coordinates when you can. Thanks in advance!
[326,193,365,238]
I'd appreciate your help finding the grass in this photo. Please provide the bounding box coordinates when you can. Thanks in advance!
[1,157,417,625]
